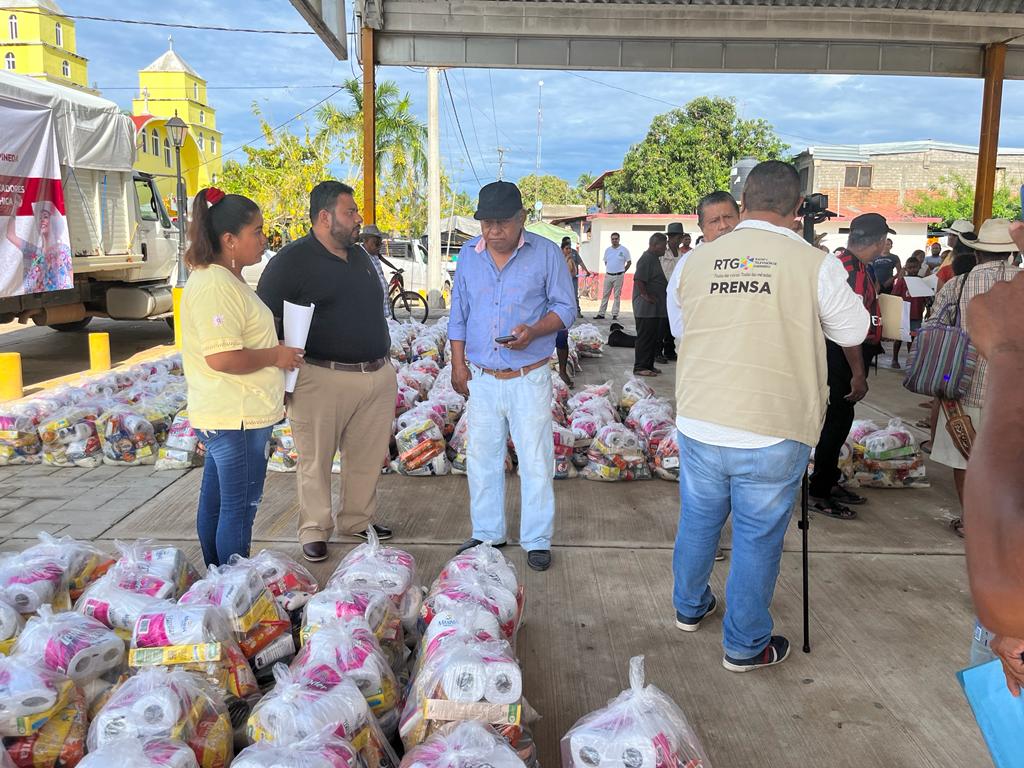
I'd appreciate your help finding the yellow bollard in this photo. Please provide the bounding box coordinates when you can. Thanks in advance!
[172,286,184,349]
[0,353,23,402]
[88,332,111,372]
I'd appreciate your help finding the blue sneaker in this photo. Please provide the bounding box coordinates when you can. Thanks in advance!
[675,595,717,632]
[723,635,791,673]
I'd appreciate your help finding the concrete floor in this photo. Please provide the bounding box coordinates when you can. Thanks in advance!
[0,311,988,766]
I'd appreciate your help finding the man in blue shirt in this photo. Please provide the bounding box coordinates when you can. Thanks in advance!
[449,181,576,571]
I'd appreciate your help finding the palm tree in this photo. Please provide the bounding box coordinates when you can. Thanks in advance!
[316,78,427,185]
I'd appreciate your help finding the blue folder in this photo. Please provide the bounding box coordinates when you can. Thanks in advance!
[957,659,1024,767]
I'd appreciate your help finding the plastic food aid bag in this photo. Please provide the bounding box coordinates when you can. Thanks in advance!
[847,419,882,447]
[330,528,420,637]
[74,567,168,637]
[14,605,125,682]
[115,540,199,599]
[567,381,613,414]
[401,721,528,768]
[393,417,449,476]
[37,405,103,468]
[267,420,299,473]
[561,656,712,768]
[179,562,293,669]
[233,729,362,768]
[422,573,522,646]
[4,685,88,768]
[583,424,652,482]
[861,418,917,460]
[20,532,115,602]
[0,594,24,653]
[96,406,158,466]
[448,413,469,475]
[569,325,606,357]
[0,551,71,614]
[0,655,76,738]
[88,667,233,768]
[157,410,203,470]
[77,737,199,768]
[238,549,319,613]
[398,636,534,761]
[653,432,680,482]
[130,602,260,703]
[247,665,399,768]
[291,620,401,738]
[619,378,655,413]
[552,422,577,479]
[0,402,45,466]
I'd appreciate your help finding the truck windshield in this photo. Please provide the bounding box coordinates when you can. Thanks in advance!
[135,179,171,228]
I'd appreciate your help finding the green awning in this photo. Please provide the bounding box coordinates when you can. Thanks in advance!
[525,221,578,248]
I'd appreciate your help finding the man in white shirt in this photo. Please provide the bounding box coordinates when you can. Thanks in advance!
[594,233,631,320]
[670,162,869,673]
[667,191,740,337]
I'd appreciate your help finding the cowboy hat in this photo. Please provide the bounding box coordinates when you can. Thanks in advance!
[959,218,1016,253]
[360,224,387,239]
[941,219,974,237]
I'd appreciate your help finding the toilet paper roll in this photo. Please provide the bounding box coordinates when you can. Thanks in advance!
[570,734,657,768]
[142,739,198,768]
[44,633,124,681]
[424,607,502,650]
[131,689,184,735]
[4,581,55,614]
[214,574,262,619]
[441,662,486,703]
[134,605,214,647]
[347,663,384,698]
[94,709,142,745]
[137,548,185,584]
[483,662,522,705]
[0,686,58,718]
[0,602,21,640]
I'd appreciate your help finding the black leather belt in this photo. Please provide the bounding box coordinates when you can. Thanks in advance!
[607,271,625,276]
[305,357,388,373]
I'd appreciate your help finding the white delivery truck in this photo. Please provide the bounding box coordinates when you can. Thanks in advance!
[0,71,178,330]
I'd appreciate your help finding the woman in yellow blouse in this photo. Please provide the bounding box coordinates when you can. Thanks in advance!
[181,187,304,566]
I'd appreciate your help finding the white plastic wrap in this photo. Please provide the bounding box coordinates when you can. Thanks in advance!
[400,721,528,768]
[77,737,199,768]
[238,549,319,613]
[36,405,103,468]
[582,424,652,482]
[97,405,159,466]
[233,730,362,768]
[115,540,198,599]
[0,402,45,466]
[267,420,299,473]
[0,551,70,614]
[14,605,125,681]
[619,377,656,411]
[157,410,203,470]
[561,656,712,768]
[0,654,75,737]
[19,531,115,601]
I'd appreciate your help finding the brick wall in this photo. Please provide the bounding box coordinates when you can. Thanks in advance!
[812,150,1024,208]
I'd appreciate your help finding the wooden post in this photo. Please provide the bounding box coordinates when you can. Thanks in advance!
[973,43,1006,229]
[362,25,376,225]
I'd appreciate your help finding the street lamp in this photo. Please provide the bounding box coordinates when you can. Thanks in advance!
[165,114,188,289]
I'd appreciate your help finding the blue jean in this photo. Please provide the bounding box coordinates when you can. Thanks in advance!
[466,363,555,551]
[196,426,273,567]
[672,432,810,659]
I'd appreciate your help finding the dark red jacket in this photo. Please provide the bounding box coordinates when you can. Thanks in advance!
[836,248,882,345]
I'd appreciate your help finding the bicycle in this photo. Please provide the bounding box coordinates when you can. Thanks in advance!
[388,269,430,323]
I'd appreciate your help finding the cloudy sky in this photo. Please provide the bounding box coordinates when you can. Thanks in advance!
[62,0,1024,195]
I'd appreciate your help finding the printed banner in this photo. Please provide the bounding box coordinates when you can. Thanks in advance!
[0,98,72,298]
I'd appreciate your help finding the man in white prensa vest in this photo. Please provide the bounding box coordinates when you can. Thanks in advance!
[670,161,869,672]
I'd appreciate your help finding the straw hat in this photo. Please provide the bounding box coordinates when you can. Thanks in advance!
[958,218,1016,253]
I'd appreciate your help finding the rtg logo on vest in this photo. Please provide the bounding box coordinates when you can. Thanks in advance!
[713,257,756,271]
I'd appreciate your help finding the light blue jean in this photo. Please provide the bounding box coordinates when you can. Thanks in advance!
[466,362,555,551]
[672,431,810,659]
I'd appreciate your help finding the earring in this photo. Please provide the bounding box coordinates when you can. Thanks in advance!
[231,258,236,269]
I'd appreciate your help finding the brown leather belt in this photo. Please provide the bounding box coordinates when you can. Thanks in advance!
[477,358,548,380]
[305,356,388,373]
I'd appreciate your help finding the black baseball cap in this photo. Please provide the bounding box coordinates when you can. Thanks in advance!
[850,212,896,238]
[474,181,524,220]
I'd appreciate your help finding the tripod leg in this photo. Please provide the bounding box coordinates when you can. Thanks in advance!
[799,470,811,653]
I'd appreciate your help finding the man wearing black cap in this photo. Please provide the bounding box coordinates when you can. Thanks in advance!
[808,212,892,520]
[448,181,577,571]
[659,222,686,363]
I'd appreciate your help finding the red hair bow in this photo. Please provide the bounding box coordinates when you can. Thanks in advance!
[206,187,226,206]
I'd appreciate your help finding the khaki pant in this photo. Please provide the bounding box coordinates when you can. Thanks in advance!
[288,362,397,544]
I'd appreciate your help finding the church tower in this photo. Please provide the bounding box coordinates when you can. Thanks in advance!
[0,0,91,91]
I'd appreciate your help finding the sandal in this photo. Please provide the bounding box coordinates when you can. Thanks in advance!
[914,418,931,429]
[919,439,932,455]
[830,486,867,506]
[949,517,964,538]
[634,369,659,377]
[810,497,857,520]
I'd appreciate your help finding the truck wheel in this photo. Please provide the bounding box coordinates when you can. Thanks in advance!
[50,318,93,332]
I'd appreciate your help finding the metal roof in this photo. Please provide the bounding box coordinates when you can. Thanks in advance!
[803,140,1024,161]
[369,0,1024,77]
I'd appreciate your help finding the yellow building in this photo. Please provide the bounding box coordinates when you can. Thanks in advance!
[0,0,90,91]
[131,37,223,210]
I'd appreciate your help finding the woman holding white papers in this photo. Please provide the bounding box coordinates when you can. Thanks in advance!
[180,187,304,566]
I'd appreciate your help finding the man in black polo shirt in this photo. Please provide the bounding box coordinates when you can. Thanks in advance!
[257,181,397,562]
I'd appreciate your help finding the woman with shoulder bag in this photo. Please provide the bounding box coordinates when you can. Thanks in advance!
[180,188,305,566]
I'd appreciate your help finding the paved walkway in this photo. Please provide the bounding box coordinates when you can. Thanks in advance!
[0,315,990,767]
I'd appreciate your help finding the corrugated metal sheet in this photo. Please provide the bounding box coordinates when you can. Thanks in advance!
[806,140,1024,161]
[475,0,1022,10]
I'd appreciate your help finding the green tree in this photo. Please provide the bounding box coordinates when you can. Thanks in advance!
[220,106,330,243]
[909,173,1021,226]
[516,173,590,207]
[604,96,788,214]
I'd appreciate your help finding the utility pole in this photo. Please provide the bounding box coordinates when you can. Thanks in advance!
[534,80,543,220]
[496,147,507,181]
[427,67,443,308]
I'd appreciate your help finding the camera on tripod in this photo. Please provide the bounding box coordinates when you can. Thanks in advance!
[798,193,835,224]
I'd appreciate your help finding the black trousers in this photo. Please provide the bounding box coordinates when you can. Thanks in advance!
[809,341,869,499]
[662,326,677,358]
[634,317,667,372]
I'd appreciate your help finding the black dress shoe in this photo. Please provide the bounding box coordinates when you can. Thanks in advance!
[527,550,551,571]
[354,524,393,541]
[456,538,507,554]
[655,355,668,364]
[302,541,328,562]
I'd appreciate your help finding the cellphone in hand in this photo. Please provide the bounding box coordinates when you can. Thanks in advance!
[494,334,517,344]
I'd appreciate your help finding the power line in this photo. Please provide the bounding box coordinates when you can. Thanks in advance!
[100,84,346,91]
[182,87,344,175]
[12,8,315,35]
[441,71,481,186]
[460,70,491,178]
